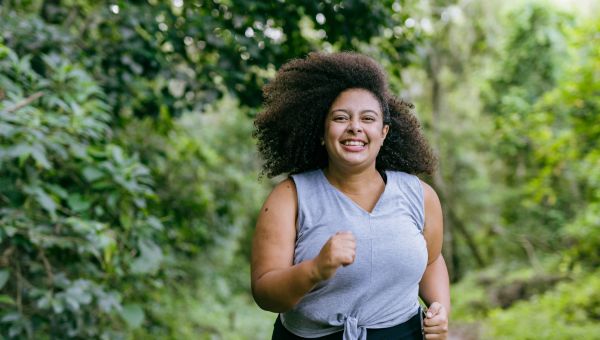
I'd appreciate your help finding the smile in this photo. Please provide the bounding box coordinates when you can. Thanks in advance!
[341,140,366,146]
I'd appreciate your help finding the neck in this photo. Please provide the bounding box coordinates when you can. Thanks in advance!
[323,165,383,194]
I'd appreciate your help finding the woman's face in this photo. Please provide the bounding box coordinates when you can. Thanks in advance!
[323,88,389,171]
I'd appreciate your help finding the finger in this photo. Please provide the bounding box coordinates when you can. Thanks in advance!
[426,302,443,318]
[336,235,356,244]
[424,324,448,334]
[331,242,356,256]
[341,258,354,266]
[331,236,356,249]
[424,334,446,340]
[424,315,447,327]
[340,249,356,265]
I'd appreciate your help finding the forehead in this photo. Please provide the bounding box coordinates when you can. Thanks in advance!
[329,88,382,113]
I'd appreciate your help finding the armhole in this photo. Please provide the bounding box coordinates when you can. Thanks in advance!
[415,177,426,233]
[391,172,425,233]
[288,175,303,234]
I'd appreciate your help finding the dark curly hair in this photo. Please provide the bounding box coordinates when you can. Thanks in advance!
[254,52,436,177]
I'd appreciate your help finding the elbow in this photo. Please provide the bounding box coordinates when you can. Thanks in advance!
[252,296,294,313]
[251,282,295,313]
[256,300,293,314]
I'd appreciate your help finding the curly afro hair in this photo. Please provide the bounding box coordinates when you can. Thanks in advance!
[254,52,436,177]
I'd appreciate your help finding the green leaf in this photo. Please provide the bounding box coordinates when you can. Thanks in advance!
[51,298,64,314]
[1,312,20,323]
[130,239,163,275]
[119,304,144,328]
[0,122,16,137]
[31,144,51,169]
[67,194,91,212]
[46,184,68,199]
[0,270,9,289]
[7,144,33,159]
[34,188,57,218]
[111,145,124,164]
[4,226,16,237]
[9,322,22,337]
[0,295,14,305]
[82,166,104,182]
[146,216,164,231]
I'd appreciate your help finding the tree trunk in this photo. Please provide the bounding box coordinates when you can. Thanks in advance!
[426,47,486,281]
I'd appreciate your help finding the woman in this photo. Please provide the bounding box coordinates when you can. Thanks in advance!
[251,52,450,340]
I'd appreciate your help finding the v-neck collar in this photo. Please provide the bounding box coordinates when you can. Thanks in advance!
[319,169,388,215]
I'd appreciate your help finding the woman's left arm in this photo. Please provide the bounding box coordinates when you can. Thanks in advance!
[419,180,450,339]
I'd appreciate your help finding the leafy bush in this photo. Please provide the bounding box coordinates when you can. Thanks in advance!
[484,271,600,339]
[117,97,269,278]
[0,43,164,338]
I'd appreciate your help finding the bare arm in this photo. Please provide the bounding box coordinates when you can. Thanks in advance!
[251,179,356,313]
[420,255,450,312]
[419,181,450,338]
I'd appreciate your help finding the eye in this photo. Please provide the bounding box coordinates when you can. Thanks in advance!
[333,115,349,121]
[362,115,376,122]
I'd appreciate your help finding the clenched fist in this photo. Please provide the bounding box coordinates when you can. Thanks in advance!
[312,231,356,282]
[424,302,449,339]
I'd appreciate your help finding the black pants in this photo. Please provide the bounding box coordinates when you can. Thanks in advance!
[272,312,423,340]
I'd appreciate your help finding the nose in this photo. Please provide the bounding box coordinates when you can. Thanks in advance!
[348,116,363,133]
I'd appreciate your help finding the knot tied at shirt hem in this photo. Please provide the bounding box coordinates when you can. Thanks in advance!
[333,314,367,340]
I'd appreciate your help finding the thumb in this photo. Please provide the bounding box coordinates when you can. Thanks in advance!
[426,302,443,318]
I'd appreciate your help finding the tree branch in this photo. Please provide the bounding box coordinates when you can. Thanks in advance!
[4,92,44,113]
[38,247,54,285]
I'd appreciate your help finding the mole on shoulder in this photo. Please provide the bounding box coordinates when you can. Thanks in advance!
[264,207,269,212]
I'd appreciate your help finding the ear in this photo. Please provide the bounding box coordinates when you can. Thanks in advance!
[382,124,390,140]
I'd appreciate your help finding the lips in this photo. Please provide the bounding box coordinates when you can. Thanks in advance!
[340,139,367,152]
[341,139,367,146]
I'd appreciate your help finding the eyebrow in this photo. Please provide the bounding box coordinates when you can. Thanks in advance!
[329,109,381,115]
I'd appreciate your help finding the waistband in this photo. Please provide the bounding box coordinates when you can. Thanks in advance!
[273,309,423,340]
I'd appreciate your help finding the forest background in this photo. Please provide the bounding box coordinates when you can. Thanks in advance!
[0,0,598,339]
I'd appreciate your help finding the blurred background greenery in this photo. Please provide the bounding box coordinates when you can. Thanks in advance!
[0,0,598,339]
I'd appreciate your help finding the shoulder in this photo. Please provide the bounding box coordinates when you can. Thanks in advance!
[255,178,298,234]
[267,178,297,206]
[419,180,441,209]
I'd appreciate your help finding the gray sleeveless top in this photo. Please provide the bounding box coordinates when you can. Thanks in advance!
[281,169,428,340]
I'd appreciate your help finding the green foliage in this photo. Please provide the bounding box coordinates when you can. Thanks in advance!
[484,270,600,339]
[0,43,164,338]
[480,3,574,255]
[1,0,600,338]
[485,2,569,115]
[132,246,275,340]
[0,40,270,338]
[451,11,600,339]
[117,97,269,268]
[0,0,412,118]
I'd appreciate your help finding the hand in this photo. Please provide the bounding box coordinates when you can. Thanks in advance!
[312,231,356,281]
[424,302,449,339]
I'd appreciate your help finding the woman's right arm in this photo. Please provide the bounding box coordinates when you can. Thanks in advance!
[251,178,356,313]
[251,179,320,312]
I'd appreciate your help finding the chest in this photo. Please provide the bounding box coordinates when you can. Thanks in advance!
[339,186,385,213]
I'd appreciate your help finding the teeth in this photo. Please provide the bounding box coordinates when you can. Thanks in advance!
[343,141,365,146]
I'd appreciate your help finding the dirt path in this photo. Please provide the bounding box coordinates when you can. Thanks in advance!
[448,323,481,340]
